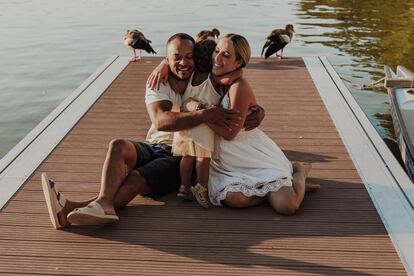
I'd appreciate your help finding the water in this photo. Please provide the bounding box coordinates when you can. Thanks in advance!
[1,0,414,159]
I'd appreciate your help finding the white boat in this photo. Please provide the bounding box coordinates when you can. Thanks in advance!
[384,65,414,181]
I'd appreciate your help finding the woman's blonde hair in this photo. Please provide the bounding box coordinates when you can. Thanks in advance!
[224,33,251,67]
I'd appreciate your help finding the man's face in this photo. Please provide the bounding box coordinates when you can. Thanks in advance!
[166,38,195,80]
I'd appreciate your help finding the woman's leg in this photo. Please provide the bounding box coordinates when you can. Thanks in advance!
[223,192,265,208]
[266,162,318,215]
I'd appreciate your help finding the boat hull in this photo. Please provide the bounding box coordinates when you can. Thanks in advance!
[388,88,414,181]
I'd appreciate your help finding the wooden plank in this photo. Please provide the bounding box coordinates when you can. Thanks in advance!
[0,57,407,275]
[0,256,406,276]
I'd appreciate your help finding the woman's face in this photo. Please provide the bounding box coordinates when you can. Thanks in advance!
[212,37,243,76]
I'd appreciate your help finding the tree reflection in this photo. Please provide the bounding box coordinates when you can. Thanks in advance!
[296,0,414,72]
[295,0,414,159]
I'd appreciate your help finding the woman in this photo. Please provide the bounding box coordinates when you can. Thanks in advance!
[205,34,319,214]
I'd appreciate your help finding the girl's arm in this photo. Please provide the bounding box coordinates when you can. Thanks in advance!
[208,78,256,140]
[212,68,243,86]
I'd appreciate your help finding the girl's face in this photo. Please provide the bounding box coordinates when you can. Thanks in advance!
[212,37,243,76]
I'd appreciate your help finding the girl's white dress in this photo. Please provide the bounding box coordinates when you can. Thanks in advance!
[172,73,221,158]
[208,93,293,206]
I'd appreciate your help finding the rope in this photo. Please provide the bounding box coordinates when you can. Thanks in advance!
[339,76,386,90]
[362,77,386,89]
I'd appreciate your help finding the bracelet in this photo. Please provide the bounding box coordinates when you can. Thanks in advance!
[195,102,206,111]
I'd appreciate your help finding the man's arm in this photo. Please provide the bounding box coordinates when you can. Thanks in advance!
[147,100,240,132]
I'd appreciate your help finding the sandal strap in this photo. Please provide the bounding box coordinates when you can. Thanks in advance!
[191,184,210,208]
[49,179,67,208]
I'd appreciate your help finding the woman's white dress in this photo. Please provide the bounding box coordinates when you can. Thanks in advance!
[208,93,293,206]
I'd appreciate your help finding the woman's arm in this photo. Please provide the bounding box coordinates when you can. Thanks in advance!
[208,78,255,140]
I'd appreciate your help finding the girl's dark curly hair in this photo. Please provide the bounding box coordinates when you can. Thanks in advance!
[194,39,216,73]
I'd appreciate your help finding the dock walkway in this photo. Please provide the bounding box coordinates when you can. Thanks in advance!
[0,57,411,275]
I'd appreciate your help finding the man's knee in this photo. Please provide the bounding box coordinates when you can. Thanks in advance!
[108,139,136,165]
[109,139,130,154]
[224,193,251,208]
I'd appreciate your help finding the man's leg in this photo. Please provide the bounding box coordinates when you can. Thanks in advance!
[57,170,151,227]
[95,139,139,214]
[58,139,143,226]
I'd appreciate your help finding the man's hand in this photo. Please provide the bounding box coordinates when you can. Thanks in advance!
[147,59,169,90]
[202,106,241,131]
[244,104,265,131]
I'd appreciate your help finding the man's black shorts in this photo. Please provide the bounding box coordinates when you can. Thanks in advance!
[131,141,181,198]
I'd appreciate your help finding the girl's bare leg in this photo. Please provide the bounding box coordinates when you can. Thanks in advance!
[191,157,211,208]
[181,156,195,189]
[196,157,210,188]
[178,156,195,199]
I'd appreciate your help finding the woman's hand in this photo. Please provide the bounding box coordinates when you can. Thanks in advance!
[147,59,169,90]
[244,104,265,131]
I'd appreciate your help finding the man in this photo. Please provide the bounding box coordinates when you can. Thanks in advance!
[41,33,264,229]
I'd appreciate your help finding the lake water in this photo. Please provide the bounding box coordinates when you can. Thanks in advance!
[1,0,414,159]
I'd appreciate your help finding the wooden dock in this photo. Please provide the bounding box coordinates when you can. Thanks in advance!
[0,56,412,275]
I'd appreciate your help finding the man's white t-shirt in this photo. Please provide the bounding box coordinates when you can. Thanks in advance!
[145,82,182,146]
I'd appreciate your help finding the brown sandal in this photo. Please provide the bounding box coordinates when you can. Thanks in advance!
[190,183,210,209]
[177,184,195,201]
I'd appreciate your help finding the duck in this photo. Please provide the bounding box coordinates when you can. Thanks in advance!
[261,24,295,59]
[196,28,220,42]
[123,29,156,62]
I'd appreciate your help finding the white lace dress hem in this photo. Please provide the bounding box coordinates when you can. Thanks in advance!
[212,177,292,206]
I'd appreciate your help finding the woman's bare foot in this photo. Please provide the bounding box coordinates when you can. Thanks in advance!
[305,183,320,192]
[293,162,311,176]
[293,162,320,192]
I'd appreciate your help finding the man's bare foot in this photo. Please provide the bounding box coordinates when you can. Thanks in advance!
[57,201,74,228]
[95,198,117,216]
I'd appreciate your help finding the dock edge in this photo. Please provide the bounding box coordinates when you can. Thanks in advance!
[304,56,414,275]
[0,56,129,210]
